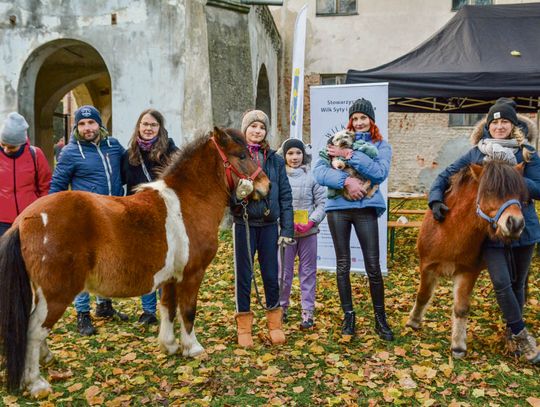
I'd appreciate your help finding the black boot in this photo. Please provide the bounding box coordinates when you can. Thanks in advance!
[374,306,394,341]
[95,300,129,321]
[341,311,356,336]
[77,312,97,336]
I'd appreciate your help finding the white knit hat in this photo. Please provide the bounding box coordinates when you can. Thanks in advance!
[0,112,28,145]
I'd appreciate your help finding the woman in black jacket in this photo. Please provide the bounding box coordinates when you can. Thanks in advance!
[231,110,294,348]
[122,109,178,325]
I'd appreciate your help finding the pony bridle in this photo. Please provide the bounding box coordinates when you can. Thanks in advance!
[211,136,262,192]
[476,198,522,229]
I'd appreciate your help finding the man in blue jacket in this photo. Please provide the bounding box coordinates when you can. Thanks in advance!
[50,105,128,336]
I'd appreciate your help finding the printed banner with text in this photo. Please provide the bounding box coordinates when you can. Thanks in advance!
[310,83,389,274]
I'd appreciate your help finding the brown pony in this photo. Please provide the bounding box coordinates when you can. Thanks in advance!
[406,160,528,358]
[0,127,270,398]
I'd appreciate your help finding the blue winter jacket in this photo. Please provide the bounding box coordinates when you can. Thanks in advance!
[429,124,540,248]
[50,135,125,196]
[313,133,392,217]
[231,149,294,238]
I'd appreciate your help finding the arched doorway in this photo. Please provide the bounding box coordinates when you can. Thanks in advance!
[18,39,111,165]
[255,64,271,123]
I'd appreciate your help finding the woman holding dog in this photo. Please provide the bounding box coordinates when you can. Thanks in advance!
[429,98,540,364]
[313,98,394,341]
[122,109,178,325]
[230,109,294,348]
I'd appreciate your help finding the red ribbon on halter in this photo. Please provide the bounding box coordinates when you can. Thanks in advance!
[211,136,262,192]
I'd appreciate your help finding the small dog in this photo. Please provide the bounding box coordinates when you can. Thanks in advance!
[328,130,378,200]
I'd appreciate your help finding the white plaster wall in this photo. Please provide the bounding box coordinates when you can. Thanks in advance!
[0,0,190,147]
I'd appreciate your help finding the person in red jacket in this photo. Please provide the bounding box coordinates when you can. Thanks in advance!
[0,112,52,236]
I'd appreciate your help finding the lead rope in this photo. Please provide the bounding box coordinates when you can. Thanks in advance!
[242,201,284,311]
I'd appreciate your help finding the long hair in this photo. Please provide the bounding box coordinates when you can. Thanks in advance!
[346,117,384,142]
[127,109,170,166]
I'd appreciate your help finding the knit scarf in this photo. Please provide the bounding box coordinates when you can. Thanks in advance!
[247,143,261,158]
[137,136,158,151]
[477,138,519,165]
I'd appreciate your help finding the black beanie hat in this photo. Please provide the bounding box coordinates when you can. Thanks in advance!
[486,99,518,126]
[348,98,375,121]
[282,138,305,156]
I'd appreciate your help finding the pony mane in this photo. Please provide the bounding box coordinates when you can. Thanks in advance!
[478,160,528,202]
[160,131,212,178]
[447,166,474,192]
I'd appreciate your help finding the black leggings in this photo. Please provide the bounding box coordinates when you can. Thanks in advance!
[327,208,385,312]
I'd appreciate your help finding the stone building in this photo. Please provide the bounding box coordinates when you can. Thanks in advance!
[0,0,281,165]
[272,0,538,192]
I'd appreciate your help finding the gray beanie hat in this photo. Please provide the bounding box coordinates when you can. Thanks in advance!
[349,98,375,122]
[0,112,29,146]
[241,110,270,137]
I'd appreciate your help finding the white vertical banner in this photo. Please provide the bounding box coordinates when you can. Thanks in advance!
[310,83,389,274]
[289,4,308,140]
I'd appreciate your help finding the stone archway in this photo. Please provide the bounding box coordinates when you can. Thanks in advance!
[18,39,111,165]
[255,64,271,123]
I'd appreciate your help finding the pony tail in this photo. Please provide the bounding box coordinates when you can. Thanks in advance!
[513,127,533,163]
[0,227,32,391]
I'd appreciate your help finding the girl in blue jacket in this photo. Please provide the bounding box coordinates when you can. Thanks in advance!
[313,98,394,341]
[429,98,540,364]
[231,110,294,348]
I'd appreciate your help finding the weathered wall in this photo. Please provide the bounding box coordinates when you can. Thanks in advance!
[206,5,254,131]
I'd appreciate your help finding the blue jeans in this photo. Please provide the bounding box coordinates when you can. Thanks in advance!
[141,291,157,314]
[74,292,109,313]
[233,223,280,312]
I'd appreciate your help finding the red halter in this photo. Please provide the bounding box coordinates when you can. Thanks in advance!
[211,136,263,192]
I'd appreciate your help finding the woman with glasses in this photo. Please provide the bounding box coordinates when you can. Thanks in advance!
[0,112,51,237]
[122,109,178,325]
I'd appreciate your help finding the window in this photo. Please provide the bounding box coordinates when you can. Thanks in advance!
[320,74,347,85]
[452,0,492,11]
[317,0,357,16]
[448,113,484,127]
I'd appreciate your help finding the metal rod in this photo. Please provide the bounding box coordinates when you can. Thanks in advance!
[240,0,283,5]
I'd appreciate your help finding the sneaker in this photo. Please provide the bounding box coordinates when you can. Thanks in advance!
[300,318,314,330]
[300,310,314,330]
[505,327,521,357]
[512,328,540,364]
[95,300,129,321]
[77,312,97,336]
[138,312,158,325]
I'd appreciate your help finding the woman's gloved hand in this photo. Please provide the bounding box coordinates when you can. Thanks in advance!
[295,221,315,234]
[277,236,295,246]
[343,177,366,200]
[431,201,449,222]
[327,145,353,160]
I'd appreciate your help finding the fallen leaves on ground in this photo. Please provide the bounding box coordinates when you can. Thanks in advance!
[1,221,539,405]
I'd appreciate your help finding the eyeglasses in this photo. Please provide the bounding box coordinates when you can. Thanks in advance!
[140,122,159,129]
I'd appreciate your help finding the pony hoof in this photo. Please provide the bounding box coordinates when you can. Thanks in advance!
[452,348,467,359]
[182,344,205,358]
[159,342,179,355]
[28,377,52,399]
[405,319,421,330]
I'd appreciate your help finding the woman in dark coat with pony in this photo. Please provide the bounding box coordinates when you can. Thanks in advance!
[122,109,178,325]
[429,98,540,364]
[230,109,294,348]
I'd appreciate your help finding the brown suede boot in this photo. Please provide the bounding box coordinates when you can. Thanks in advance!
[235,311,254,348]
[266,308,286,345]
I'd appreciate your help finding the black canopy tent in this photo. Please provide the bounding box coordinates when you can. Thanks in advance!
[346,3,540,113]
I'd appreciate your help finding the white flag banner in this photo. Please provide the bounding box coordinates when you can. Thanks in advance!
[310,83,389,274]
[289,4,308,140]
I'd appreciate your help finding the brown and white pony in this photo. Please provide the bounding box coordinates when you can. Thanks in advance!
[406,161,527,358]
[0,127,270,398]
